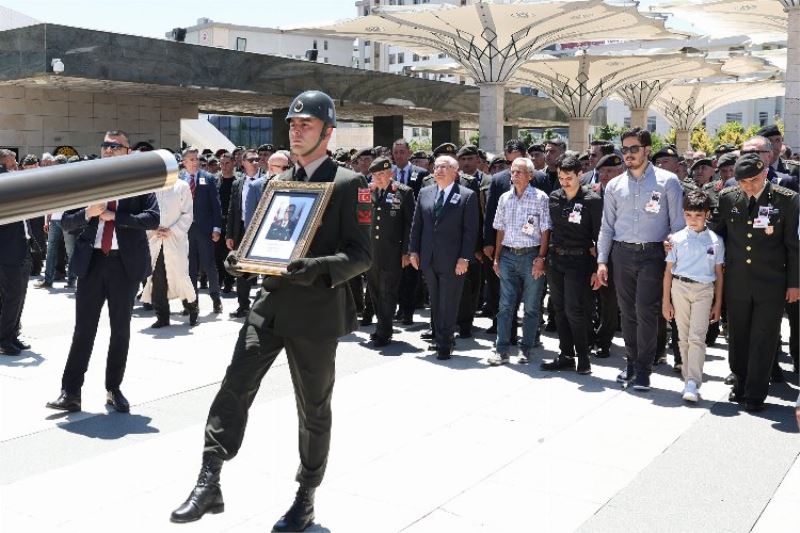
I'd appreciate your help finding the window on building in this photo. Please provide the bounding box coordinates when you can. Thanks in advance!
[397,52,405,63]
[323,40,328,51]
[313,39,318,50]
[364,57,371,64]
[438,53,446,59]
[725,112,743,123]
[364,40,371,46]
[389,54,396,65]
[422,128,430,136]
[363,7,370,16]
[413,54,420,62]
[647,116,657,133]
[759,111,768,126]
[623,117,631,128]
[412,127,420,137]
[207,114,272,147]
[324,57,329,63]
[236,37,247,52]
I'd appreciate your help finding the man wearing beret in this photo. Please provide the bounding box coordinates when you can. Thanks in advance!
[410,150,432,173]
[725,136,796,191]
[256,143,275,175]
[690,158,715,188]
[365,157,414,347]
[581,140,615,186]
[713,153,799,411]
[757,124,798,179]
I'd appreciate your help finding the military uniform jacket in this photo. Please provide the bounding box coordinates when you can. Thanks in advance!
[370,180,414,271]
[712,182,799,300]
[249,158,372,339]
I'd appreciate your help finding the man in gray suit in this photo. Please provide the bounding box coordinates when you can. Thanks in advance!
[409,155,479,360]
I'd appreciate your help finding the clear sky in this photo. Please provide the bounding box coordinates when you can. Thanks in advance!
[5,0,683,39]
[1,0,357,38]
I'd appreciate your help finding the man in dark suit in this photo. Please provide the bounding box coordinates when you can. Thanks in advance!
[0,217,32,356]
[181,147,223,320]
[580,140,615,186]
[758,124,799,179]
[170,91,371,532]
[214,151,238,293]
[225,148,263,318]
[46,130,160,413]
[409,154,479,360]
[392,139,429,325]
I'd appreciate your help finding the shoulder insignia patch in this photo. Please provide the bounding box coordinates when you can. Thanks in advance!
[358,187,371,203]
[773,184,796,197]
[357,205,372,225]
[719,185,739,196]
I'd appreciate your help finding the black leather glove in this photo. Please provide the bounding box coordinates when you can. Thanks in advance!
[281,258,326,287]
[224,251,246,278]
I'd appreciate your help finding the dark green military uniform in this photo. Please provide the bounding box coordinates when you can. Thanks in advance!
[203,157,372,486]
[367,173,414,343]
[713,179,799,405]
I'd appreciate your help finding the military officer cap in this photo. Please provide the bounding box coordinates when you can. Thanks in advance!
[578,152,589,162]
[527,144,544,154]
[257,143,274,153]
[207,156,219,164]
[714,143,737,156]
[21,154,39,166]
[285,90,336,127]
[734,153,767,180]
[596,153,623,169]
[717,152,737,168]
[354,147,376,160]
[433,143,458,157]
[456,144,479,157]
[478,149,488,161]
[690,158,713,172]
[488,155,507,167]
[368,156,393,173]
[756,124,781,138]
[411,150,429,161]
[651,145,679,161]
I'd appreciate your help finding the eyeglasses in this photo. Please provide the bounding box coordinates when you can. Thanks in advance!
[741,149,770,155]
[245,157,259,163]
[433,164,453,170]
[620,145,643,155]
[100,141,128,151]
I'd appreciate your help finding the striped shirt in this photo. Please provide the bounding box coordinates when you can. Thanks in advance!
[493,185,551,247]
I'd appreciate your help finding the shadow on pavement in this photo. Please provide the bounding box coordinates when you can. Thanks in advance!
[58,413,160,440]
[0,351,45,367]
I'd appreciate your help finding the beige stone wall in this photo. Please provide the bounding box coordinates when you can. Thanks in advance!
[0,86,198,158]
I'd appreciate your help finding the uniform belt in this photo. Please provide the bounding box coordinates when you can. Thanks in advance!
[503,245,538,256]
[551,247,589,256]
[615,241,661,251]
[93,249,120,257]
[673,274,711,285]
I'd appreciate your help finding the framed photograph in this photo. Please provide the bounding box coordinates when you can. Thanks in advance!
[235,180,334,275]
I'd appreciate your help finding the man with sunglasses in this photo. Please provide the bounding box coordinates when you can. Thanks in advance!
[244,151,292,231]
[46,130,160,413]
[596,128,685,392]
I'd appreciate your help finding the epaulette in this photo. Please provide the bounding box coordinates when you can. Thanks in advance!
[719,185,739,196]
[773,184,796,197]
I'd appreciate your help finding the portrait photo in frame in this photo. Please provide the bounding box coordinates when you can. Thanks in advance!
[235,180,333,275]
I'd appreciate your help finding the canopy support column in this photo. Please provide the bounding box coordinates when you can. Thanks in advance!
[676,129,691,153]
[478,83,504,154]
[630,108,649,130]
[568,117,591,153]
[785,5,800,152]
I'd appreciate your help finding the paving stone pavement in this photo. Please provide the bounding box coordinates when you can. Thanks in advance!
[0,278,797,532]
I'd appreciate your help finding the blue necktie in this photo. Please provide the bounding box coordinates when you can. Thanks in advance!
[434,190,444,220]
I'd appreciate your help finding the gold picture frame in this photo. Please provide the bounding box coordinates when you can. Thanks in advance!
[235,180,334,275]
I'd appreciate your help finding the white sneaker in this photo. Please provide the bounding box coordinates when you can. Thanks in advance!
[488,353,509,366]
[682,380,699,402]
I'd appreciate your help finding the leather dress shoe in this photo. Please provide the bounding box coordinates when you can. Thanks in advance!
[401,316,413,325]
[728,389,743,403]
[744,400,765,412]
[13,338,31,350]
[540,356,576,372]
[189,311,199,327]
[420,329,434,340]
[576,355,592,375]
[273,486,315,532]
[142,302,153,311]
[360,316,373,326]
[724,373,737,386]
[371,337,391,348]
[171,454,225,523]
[436,346,453,360]
[107,389,130,413]
[212,295,223,314]
[46,391,81,412]
[150,318,170,329]
[229,307,249,319]
[594,347,610,359]
[0,340,21,356]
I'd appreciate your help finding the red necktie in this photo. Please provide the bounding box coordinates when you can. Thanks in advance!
[101,201,116,254]
[189,174,196,198]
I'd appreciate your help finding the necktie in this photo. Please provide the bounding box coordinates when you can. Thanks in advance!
[295,167,307,182]
[101,200,116,254]
[189,174,196,198]
[399,169,405,185]
[434,190,445,221]
[747,196,757,217]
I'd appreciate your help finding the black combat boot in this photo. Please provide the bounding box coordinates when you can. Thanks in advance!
[272,485,316,532]
[170,453,225,523]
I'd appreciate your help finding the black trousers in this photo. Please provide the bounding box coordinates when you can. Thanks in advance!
[594,262,618,350]
[611,244,665,376]
[214,230,234,290]
[349,275,364,315]
[189,229,220,296]
[483,260,500,318]
[457,261,482,330]
[62,252,139,395]
[151,247,170,320]
[787,301,799,367]
[0,258,31,343]
[423,266,465,349]
[204,314,337,488]
[236,276,254,310]
[366,266,402,339]
[548,254,594,358]
[397,265,420,320]
[727,293,784,403]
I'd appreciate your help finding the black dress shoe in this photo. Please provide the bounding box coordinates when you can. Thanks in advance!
[106,389,130,413]
[401,316,413,325]
[744,400,765,412]
[46,390,81,412]
[150,318,170,329]
[171,454,225,523]
[273,486,315,532]
[229,307,249,318]
[0,341,21,356]
[142,302,153,311]
[371,337,391,348]
[189,311,199,327]
[594,347,610,359]
[728,390,744,403]
[13,338,31,350]
[458,327,472,338]
[540,356,576,371]
[724,373,737,386]
[436,348,452,360]
[212,294,223,314]
[360,316,373,326]
[576,355,592,375]
[421,329,435,340]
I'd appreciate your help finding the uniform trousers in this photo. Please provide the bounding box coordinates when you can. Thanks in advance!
[482,260,500,318]
[548,254,594,358]
[236,276,255,310]
[397,265,420,320]
[726,292,784,403]
[594,262,618,351]
[188,229,220,296]
[204,312,337,488]
[457,261,481,331]
[366,266,402,340]
[671,278,715,386]
[611,243,665,376]
[423,266,465,350]
[0,257,31,343]
[214,229,234,291]
[786,301,799,368]
[62,251,139,395]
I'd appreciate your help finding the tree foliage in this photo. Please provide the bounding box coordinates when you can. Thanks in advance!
[594,123,626,141]
[690,126,714,155]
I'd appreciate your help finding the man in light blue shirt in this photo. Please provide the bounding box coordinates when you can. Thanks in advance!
[594,128,685,391]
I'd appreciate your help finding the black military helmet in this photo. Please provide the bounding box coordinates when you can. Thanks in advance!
[285,90,337,127]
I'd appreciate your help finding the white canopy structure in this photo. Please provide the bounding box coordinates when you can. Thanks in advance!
[652,80,786,151]
[293,0,683,152]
